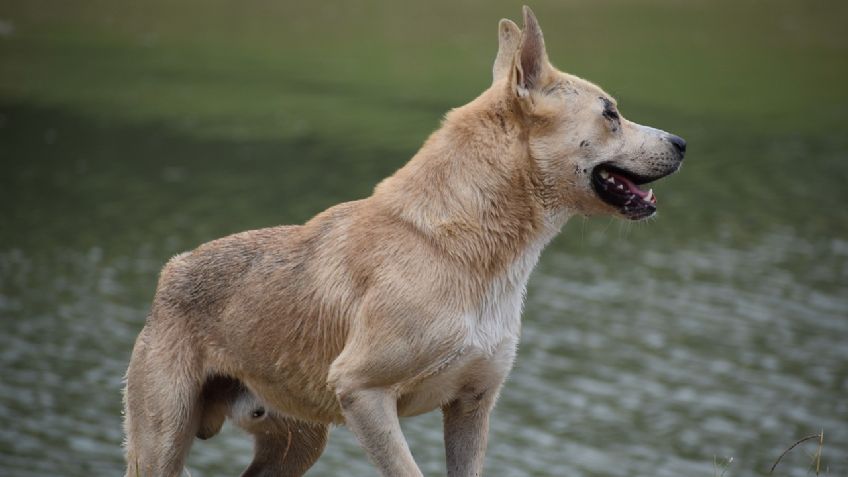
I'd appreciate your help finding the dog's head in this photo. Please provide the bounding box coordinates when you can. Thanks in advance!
[494,7,685,220]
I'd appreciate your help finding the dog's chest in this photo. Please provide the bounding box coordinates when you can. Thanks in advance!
[463,229,554,355]
[398,218,565,417]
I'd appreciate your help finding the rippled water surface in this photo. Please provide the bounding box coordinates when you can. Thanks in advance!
[2,1,847,476]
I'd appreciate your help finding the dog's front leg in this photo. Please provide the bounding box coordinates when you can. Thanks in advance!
[338,386,424,477]
[442,346,514,477]
[442,383,500,477]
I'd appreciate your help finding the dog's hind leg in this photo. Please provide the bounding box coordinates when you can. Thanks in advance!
[123,323,206,477]
[242,418,329,477]
[230,391,329,477]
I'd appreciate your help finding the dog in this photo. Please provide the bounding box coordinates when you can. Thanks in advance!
[123,6,685,476]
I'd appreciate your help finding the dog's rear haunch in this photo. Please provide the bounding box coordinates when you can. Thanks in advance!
[123,6,685,477]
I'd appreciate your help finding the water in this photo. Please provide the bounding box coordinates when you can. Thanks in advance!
[2,1,847,476]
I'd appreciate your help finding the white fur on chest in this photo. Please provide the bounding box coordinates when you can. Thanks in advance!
[463,213,567,354]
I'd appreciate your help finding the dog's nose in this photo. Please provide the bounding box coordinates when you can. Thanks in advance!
[667,134,687,157]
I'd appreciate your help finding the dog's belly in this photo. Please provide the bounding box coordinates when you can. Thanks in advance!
[241,372,342,424]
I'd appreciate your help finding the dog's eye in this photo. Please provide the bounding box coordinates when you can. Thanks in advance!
[602,108,619,121]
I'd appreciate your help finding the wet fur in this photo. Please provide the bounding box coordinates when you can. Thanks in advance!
[123,7,684,477]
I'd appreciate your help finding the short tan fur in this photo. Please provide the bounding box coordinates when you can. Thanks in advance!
[123,6,685,476]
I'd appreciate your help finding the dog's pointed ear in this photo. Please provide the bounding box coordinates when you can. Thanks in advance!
[512,6,549,99]
[492,19,521,85]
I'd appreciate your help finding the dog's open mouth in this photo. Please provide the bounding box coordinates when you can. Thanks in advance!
[591,165,658,220]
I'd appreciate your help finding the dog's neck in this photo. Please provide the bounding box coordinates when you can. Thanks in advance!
[373,86,570,277]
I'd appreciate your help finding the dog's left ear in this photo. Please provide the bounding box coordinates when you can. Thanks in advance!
[512,6,550,100]
[492,19,521,85]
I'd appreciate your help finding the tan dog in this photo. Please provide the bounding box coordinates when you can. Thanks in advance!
[123,6,685,477]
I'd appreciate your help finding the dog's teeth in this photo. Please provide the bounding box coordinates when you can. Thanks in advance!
[599,170,610,179]
[645,189,653,201]
[617,184,624,190]
[607,177,615,183]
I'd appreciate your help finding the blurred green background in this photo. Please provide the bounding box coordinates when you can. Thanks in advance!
[1,1,846,476]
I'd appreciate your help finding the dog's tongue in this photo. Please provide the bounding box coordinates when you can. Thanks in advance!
[609,171,656,203]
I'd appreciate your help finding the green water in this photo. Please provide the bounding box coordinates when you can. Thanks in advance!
[1,1,847,476]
